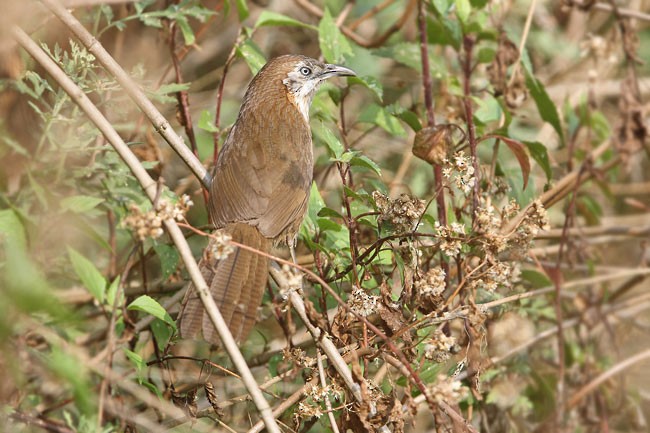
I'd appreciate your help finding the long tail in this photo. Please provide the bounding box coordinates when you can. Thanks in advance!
[179,223,270,346]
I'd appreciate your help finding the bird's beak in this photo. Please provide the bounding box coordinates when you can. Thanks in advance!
[320,63,356,79]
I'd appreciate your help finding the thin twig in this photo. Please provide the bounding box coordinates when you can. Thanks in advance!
[269,266,364,404]
[40,0,210,189]
[13,25,280,433]
[417,0,446,227]
[461,35,480,216]
[568,1,650,22]
[507,0,538,88]
[317,349,341,433]
[213,40,239,164]
[168,22,198,157]
[568,348,650,409]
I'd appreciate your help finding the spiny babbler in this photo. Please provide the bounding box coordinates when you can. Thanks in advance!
[179,55,355,346]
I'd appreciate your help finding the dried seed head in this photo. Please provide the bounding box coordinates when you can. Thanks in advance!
[209,229,234,260]
[429,374,467,405]
[122,195,194,241]
[373,191,426,234]
[415,268,446,298]
[348,287,379,317]
[423,330,458,362]
[442,151,476,195]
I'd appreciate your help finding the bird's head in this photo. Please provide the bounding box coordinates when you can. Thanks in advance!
[242,54,356,122]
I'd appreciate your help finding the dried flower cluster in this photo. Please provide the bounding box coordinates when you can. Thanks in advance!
[282,347,316,369]
[295,382,343,423]
[434,221,466,258]
[122,194,193,241]
[516,200,551,239]
[414,268,446,298]
[475,199,509,255]
[475,198,550,258]
[442,151,476,195]
[208,229,234,260]
[373,191,426,233]
[423,330,458,362]
[296,399,324,420]
[429,374,467,405]
[470,260,521,293]
[348,287,379,317]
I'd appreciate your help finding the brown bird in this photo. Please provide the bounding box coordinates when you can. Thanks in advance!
[180,55,355,346]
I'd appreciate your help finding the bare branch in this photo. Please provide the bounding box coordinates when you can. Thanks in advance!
[12,25,280,433]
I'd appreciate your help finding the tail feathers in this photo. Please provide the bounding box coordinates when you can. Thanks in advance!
[179,223,270,346]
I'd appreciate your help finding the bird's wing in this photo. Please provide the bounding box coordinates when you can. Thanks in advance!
[209,116,313,239]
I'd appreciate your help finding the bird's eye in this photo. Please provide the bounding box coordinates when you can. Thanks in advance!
[299,66,312,76]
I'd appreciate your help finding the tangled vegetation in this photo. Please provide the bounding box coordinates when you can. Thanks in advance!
[1,0,649,432]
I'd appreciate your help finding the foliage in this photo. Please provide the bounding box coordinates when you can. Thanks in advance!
[1,0,649,432]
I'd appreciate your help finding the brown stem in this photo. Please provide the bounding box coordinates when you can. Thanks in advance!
[213,43,239,165]
[168,23,198,158]
[461,35,480,217]
[417,0,449,289]
[550,161,590,426]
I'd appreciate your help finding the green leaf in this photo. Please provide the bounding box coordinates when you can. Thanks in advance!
[106,276,121,307]
[373,43,421,71]
[235,0,249,20]
[524,141,552,182]
[68,247,107,303]
[151,318,174,351]
[140,14,163,28]
[49,347,94,415]
[0,209,26,250]
[319,125,345,159]
[473,95,502,124]
[198,110,219,133]
[318,207,343,219]
[350,154,382,176]
[236,39,266,75]
[176,17,195,45]
[427,15,462,49]
[349,75,383,102]
[60,195,105,214]
[300,182,326,240]
[128,295,176,328]
[254,11,316,30]
[455,0,471,22]
[148,82,191,103]
[432,0,453,14]
[359,104,407,137]
[124,348,146,375]
[155,82,191,95]
[154,244,180,282]
[2,240,65,321]
[521,269,551,289]
[477,47,496,63]
[393,108,422,132]
[524,69,565,144]
[319,8,353,64]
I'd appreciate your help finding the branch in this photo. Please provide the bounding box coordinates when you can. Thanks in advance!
[567,348,650,409]
[269,266,364,404]
[12,26,280,433]
[40,0,210,189]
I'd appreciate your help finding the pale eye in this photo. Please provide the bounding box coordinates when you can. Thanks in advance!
[299,66,312,76]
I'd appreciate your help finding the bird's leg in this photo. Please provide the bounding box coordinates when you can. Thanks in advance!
[289,242,297,265]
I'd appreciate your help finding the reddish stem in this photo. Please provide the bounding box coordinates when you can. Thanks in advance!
[462,35,480,217]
